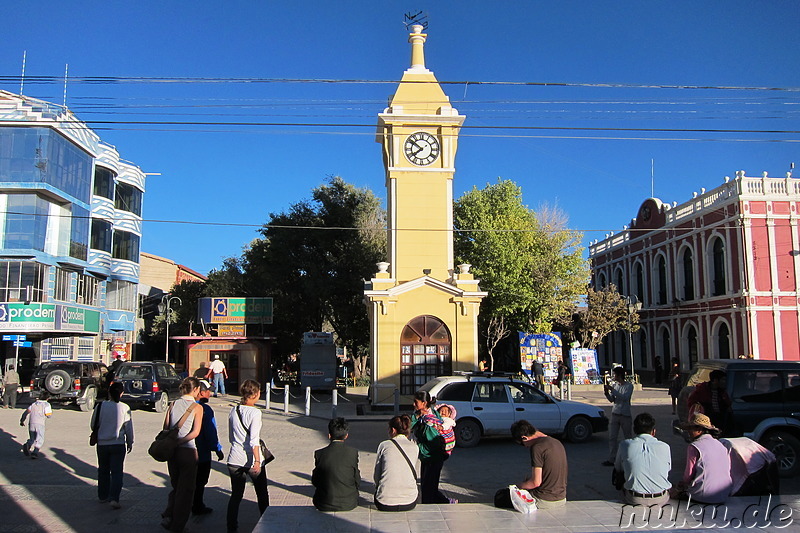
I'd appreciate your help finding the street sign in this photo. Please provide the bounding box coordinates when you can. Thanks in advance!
[13,341,31,347]
[3,334,25,341]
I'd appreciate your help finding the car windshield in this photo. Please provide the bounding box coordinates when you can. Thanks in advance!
[116,365,154,380]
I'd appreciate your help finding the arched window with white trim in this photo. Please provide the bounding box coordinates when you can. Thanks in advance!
[710,237,727,296]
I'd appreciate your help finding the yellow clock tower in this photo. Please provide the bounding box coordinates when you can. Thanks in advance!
[364,25,487,405]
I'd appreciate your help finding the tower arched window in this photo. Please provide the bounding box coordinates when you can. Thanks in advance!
[634,262,644,304]
[400,315,452,394]
[655,255,667,305]
[681,247,695,300]
[712,238,727,296]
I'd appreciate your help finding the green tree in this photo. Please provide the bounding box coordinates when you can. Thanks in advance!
[454,179,589,370]
[573,284,639,351]
[241,176,386,377]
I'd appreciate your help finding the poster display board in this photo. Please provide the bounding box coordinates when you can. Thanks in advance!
[569,348,602,384]
[518,332,562,383]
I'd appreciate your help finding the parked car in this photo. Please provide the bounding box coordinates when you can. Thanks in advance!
[113,361,183,412]
[673,359,800,477]
[418,372,609,447]
[29,361,108,411]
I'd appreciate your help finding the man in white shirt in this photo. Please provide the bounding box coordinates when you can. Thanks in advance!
[602,366,634,466]
[614,412,671,506]
[207,355,228,396]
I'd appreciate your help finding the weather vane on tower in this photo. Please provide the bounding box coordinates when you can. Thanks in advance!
[403,11,428,31]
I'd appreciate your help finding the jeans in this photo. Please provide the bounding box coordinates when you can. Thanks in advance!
[26,424,45,451]
[212,373,226,395]
[420,458,449,504]
[608,414,633,462]
[97,444,126,502]
[3,384,17,408]
[163,447,198,533]
[194,460,212,511]
[227,465,269,531]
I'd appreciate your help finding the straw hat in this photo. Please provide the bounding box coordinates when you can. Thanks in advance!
[681,413,719,432]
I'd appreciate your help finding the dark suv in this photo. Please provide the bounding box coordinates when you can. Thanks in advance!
[30,361,109,411]
[113,361,183,412]
[673,359,800,477]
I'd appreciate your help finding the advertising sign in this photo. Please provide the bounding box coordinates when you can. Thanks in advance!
[0,303,100,333]
[519,332,562,382]
[569,348,602,384]
[198,297,273,324]
[218,324,246,337]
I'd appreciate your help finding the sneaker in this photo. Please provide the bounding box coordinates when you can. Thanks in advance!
[31,451,39,459]
[110,501,121,510]
[192,506,213,515]
[160,517,172,530]
[448,498,459,504]
[21,445,29,457]
[99,498,110,503]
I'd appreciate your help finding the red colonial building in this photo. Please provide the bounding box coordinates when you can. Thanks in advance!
[589,170,800,376]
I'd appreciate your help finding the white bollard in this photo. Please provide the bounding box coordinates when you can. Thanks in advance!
[265,383,271,411]
[332,388,338,419]
[284,386,290,414]
[305,386,311,417]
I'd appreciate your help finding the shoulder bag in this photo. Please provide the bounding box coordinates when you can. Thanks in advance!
[389,438,420,500]
[148,402,194,462]
[236,405,275,465]
[89,401,102,446]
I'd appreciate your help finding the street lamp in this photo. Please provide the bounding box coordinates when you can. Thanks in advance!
[625,295,642,382]
[158,295,182,364]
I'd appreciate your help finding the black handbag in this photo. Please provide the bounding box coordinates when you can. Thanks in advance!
[236,405,275,465]
[89,402,102,446]
[148,404,193,462]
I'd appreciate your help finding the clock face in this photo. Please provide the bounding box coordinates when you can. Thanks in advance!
[404,132,440,166]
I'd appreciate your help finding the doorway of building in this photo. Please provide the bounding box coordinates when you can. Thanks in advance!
[210,351,238,393]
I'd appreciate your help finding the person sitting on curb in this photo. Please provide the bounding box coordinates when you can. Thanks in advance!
[613,412,671,507]
[508,419,567,508]
[312,417,360,512]
[671,413,732,504]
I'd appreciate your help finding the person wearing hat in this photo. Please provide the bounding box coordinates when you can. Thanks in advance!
[207,354,228,396]
[193,379,224,515]
[672,413,732,504]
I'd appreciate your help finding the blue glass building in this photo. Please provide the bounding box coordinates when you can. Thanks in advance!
[0,90,146,377]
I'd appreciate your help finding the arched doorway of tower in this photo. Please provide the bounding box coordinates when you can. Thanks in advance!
[400,315,452,395]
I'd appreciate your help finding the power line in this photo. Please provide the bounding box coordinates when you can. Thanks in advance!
[2,75,799,92]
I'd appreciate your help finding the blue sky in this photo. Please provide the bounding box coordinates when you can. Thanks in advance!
[2,1,798,275]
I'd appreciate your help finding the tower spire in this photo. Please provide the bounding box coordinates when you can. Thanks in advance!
[409,24,426,70]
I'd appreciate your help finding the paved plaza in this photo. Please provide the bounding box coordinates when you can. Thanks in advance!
[0,387,797,532]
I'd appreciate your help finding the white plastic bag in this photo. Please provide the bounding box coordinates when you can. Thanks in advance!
[509,484,538,513]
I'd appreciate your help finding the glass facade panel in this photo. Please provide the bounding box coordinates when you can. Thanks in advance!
[4,194,49,251]
[0,261,47,302]
[0,127,92,201]
[106,279,137,311]
[93,166,115,199]
[70,205,89,260]
[115,182,142,216]
[90,218,112,252]
[54,267,72,301]
[112,230,140,262]
[76,273,100,306]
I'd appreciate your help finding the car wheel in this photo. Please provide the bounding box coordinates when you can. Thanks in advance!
[455,418,482,448]
[565,416,593,443]
[45,370,71,394]
[154,392,169,413]
[79,388,97,412]
[762,430,800,478]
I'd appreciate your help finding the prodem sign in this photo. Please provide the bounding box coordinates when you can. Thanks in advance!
[198,297,273,324]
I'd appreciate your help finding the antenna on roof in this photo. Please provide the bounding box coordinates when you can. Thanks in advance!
[63,64,69,108]
[403,10,429,30]
[19,51,26,95]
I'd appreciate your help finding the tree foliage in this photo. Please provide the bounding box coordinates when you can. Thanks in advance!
[573,284,640,350]
[220,176,386,376]
[454,179,589,368]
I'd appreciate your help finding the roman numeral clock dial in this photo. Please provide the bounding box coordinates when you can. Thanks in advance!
[403,132,440,166]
